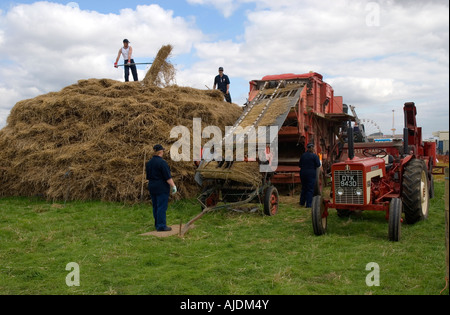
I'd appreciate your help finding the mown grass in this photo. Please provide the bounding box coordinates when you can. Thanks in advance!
[0,179,447,295]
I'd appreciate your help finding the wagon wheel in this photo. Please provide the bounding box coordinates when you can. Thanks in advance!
[263,186,279,216]
[199,187,219,211]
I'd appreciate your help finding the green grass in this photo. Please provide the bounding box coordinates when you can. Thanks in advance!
[0,180,448,295]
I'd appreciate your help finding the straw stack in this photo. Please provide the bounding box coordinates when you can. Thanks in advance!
[0,46,243,202]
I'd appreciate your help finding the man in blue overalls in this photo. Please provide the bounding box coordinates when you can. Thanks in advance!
[299,143,321,208]
[146,144,177,232]
[213,67,232,103]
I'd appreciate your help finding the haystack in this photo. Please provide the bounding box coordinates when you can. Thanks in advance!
[0,47,243,202]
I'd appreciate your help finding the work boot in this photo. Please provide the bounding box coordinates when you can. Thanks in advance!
[157,226,172,232]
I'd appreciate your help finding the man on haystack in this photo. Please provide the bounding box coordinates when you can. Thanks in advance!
[213,67,232,103]
[146,144,177,232]
[114,39,139,82]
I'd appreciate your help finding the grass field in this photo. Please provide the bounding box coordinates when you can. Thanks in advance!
[0,178,448,295]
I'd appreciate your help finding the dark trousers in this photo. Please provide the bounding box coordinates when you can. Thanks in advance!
[300,170,317,208]
[150,192,169,230]
[124,59,139,82]
[221,90,232,103]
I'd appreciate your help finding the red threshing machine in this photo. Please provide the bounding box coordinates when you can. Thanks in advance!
[250,73,354,190]
[311,102,436,241]
[194,72,353,217]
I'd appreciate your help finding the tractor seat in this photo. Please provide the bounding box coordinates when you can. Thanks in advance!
[385,154,394,172]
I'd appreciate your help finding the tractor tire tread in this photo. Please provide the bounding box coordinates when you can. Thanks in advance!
[402,159,428,224]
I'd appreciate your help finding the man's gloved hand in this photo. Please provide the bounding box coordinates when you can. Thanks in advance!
[171,186,177,195]
[114,62,118,68]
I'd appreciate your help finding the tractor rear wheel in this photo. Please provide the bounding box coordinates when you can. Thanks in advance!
[388,198,402,242]
[263,186,279,216]
[312,195,327,236]
[402,159,429,224]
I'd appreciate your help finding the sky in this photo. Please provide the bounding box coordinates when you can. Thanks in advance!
[0,0,448,138]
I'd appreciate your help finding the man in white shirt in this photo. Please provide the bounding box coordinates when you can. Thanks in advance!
[114,39,138,82]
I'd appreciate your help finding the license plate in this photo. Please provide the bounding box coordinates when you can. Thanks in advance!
[339,174,358,187]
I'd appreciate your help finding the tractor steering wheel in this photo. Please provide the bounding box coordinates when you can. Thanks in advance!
[363,148,388,158]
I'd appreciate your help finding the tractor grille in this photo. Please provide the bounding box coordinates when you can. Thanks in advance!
[334,170,364,205]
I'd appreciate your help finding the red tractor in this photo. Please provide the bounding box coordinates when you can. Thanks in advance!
[312,102,436,241]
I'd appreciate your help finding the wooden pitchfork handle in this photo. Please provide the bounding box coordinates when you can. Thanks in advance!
[116,62,153,67]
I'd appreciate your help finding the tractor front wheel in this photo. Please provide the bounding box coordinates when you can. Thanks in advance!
[312,195,327,236]
[314,167,324,196]
[388,198,402,242]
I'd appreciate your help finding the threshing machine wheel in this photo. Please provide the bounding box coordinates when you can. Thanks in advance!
[402,159,429,224]
[388,198,402,242]
[263,186,279,216]
[199,186,219,211]
[311,195,327,236]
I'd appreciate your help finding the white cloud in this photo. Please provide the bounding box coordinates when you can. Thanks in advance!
[0,87,21,126]
[180,0,449,137]
[186,0,251,18]
[0,0,448,138]
[66,2,80,9]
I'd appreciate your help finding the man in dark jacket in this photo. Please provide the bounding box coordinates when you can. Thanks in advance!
[146,144,177,232]
[299,143,321,208]
[213,67,232,103]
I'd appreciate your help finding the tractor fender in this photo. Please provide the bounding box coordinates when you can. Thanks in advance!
[400,154,414,170]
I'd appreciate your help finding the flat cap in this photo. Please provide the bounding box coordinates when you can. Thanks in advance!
[153,144,165,152]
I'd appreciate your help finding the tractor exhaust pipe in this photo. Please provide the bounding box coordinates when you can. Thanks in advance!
[403,127,409,156]
[347,125,355,160]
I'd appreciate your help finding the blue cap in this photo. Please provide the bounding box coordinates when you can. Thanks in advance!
[153,144,165,152]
